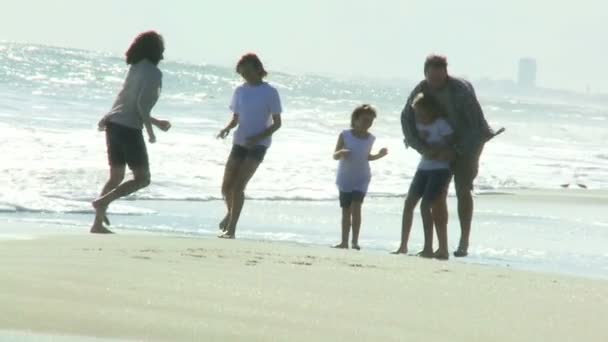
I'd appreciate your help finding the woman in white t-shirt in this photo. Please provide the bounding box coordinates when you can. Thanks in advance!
[393,93,455,259]
[216,54,282,239]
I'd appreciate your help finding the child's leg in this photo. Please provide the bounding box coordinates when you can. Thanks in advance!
[394,170,426,254]
[334,192,351,248]
[432,194,449,259]
[430,170,452,259]
[393,193,420,254]
[350,200,362,250]
[334,207,351,248]
[418,198,434,257]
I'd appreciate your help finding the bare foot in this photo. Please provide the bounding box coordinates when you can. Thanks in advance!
[417,249,434,258]
[218,232,235,239]
[351,243,361,251]
[90,224,114,234]
[219,214,229,232]
[91,200,111,233]
[453,248,468,257]
[332,243,348,249]
[454,243,469,257]
[391,246,408,255]
[434,250,450,260]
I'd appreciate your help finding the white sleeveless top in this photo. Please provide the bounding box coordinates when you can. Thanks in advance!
[336,129,376,193]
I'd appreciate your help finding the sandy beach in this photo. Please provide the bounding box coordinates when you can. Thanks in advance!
[1,233,606,341]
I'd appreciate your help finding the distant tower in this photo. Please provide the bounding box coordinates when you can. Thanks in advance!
[517,58,537,88]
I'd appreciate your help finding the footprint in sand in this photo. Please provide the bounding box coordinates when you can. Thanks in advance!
[186,248,206,253]
[291,261,313,266]
[139,248,160,253]
[182,253,206,259]
[348,263,377,269]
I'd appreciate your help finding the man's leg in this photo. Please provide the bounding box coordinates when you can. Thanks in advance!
[454,152,481,257]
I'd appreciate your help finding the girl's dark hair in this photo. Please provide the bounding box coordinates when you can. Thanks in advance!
[236,53,268,77]
[126,31,165,65]
[411,92,446,117]
[351,104,377,127]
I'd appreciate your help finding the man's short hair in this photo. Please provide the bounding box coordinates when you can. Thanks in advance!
[424,54,448,72]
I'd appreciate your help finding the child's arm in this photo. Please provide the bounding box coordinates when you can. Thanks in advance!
[368,148,388,161]
[217,114,239,139]
[333,133,350,160]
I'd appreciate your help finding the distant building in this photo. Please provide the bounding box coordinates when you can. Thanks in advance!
[517,58,537,88]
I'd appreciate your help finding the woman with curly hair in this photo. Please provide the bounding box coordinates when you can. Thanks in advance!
[91,31,171,234]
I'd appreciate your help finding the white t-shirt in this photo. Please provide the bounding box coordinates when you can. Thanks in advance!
[416,118,453,170]
[336,130,376,193]
[230,82,282,148]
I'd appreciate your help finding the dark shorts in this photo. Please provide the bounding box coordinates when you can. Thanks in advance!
[408,169,452,203]
[339,191,366,208]
[105,122,149,170]
[452,148,482,193]
[229,144,268,162]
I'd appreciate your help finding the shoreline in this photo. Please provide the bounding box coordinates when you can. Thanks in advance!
[1,188,607,280]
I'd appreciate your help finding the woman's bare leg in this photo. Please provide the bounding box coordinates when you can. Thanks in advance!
[92,166,150,234]
[220,156,242,231]
[90,166,125,233]
[220,158,261,238]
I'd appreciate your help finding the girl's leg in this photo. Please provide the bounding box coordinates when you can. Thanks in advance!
[418,198,434,257]
[393,194,420,254]
[432,192,450,260]
[220,156,243,231]
[350,201,362,250]
[91,166,125,233]
[221,158,261,238]
[334,206,351,248]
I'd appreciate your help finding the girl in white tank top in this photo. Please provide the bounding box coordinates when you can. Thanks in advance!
[332,105,388,250]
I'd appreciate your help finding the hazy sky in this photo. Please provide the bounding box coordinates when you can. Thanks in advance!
[2,0,606,92]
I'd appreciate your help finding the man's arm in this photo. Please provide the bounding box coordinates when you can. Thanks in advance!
[460,80,493,155]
